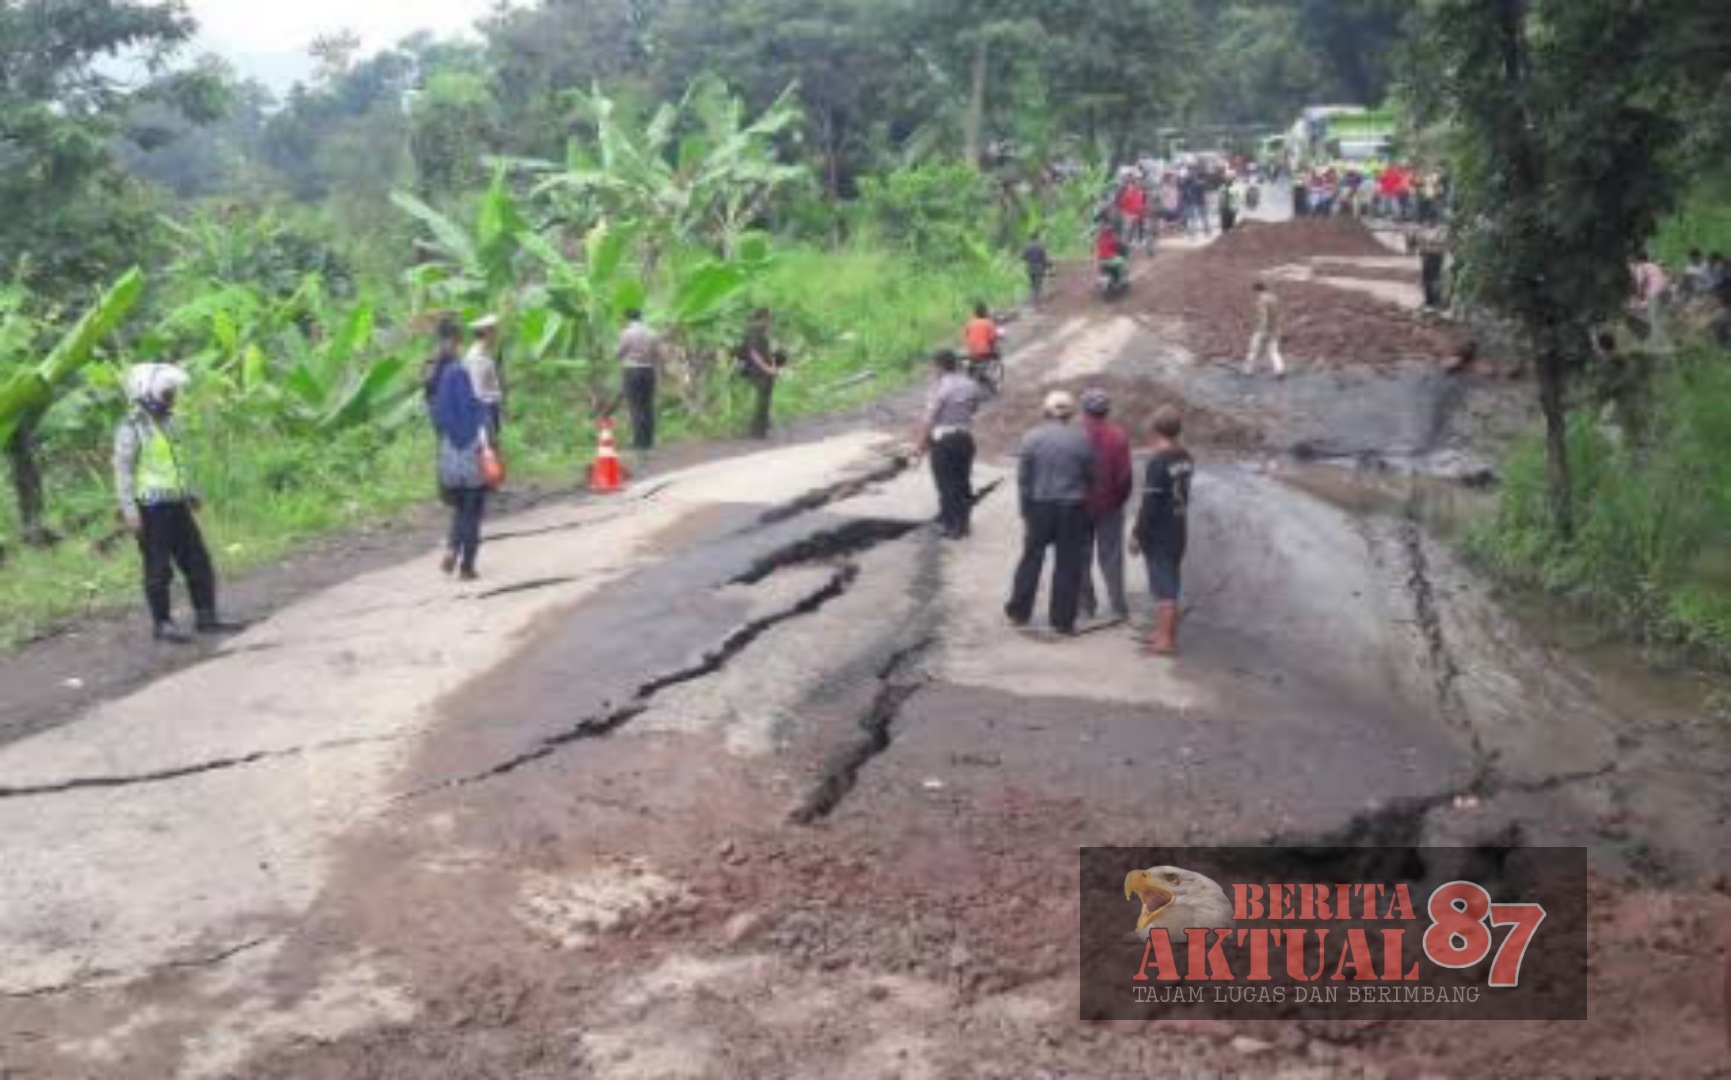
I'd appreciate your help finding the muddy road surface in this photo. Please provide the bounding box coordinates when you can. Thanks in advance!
[2,221,1728,1079]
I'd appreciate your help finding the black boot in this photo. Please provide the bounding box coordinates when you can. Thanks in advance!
[195,611,246,635]
[154,620,194,644]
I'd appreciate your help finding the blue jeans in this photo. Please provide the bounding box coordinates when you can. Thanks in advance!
[1145,550,1183,603]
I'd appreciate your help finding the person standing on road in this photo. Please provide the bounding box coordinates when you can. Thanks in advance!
[1023,235,1053,306]
[737,307,781,440]
[465,314,505,441]
[433,344,493,581]
[1629,251,1673,352]
[421,315,464,409]
[917,350,983,540]
[617,309,661,452]
[1415,222,1449,310]
[1118,177,1149,250]
[1219,174,1241,234]
[113,364,240,643]
[1078,389,1134,623]
[1129,406,1195,657]
[1244,281,1287,379]
[1006,391,1095,636]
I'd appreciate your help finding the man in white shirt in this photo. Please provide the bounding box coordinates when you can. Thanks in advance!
[617,309,662,451]
[1245,282,1287,379]
[466,314,505,437]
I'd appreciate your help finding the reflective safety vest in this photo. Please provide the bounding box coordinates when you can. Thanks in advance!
[134,420,190,505]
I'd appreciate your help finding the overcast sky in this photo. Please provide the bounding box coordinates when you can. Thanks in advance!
[187,0,502,91]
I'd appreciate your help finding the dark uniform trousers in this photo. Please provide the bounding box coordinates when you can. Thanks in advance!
[624,367,657,450]
[929,431,976,536]
[1007,500,1090,633]
[138,501,217,624]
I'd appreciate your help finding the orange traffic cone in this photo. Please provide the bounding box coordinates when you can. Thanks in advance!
[589,418,628,493]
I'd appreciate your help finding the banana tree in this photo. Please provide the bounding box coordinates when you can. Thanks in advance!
[272,302,417,434]
[140,274,323,403]
[0,268,145,543]
[393,165,529,313]
[520,76,809,263]
[517,221,646,408]
[516,220,774,418]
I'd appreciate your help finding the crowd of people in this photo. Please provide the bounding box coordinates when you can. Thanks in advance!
[1097,160,1258,251]
[110,173,1724,651]
[1291,161,1447,223]
[915,342,1196,657]
[1627,248,1731,352]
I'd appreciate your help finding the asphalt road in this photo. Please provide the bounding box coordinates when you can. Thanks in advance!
[2,229,1728,1078]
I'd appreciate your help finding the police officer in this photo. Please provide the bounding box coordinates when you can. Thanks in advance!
[113,365,239,643]
[917,350,982,539]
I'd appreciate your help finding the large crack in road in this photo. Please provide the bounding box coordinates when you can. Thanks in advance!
[413,564,863,794]
[753,453,912,527]
[790,635,936,825]
[0,732,408,802]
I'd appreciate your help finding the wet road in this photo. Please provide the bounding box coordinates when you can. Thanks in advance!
[2,239,1729,1078]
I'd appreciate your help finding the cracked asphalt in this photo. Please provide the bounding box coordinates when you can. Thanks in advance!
[2,223,1730,1078]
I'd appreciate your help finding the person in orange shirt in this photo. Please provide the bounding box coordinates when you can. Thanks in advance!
[964,302,1000,364]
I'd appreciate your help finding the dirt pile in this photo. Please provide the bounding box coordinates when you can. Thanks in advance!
[1135,219,1466,373]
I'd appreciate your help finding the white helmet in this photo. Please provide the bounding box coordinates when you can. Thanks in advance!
[125,363,189,407]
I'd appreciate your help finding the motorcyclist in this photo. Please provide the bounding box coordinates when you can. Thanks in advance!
[1095,223,1128,295]
[963,302,1003,389]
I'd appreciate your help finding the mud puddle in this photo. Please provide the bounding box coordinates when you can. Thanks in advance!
[1268,456,1496,540]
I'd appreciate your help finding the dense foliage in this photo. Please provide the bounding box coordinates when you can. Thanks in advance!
[1472,346,1731,659]
[1406,0,1729,536]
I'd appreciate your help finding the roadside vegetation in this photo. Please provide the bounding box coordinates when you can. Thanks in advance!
[4,0,1728,673]
[1471,341,1731,661]
[0,0,1412,645]
[1408,1,1731,666]
[1470,172,1731,663]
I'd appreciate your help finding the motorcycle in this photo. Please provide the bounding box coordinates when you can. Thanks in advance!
[1095,257,1130,301]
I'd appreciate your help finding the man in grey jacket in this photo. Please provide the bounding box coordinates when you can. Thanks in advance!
[1006,391,1096,636]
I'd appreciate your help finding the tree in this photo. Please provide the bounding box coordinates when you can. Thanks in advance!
[309,29,364,86]
[1194,4,1336,126]
[524,75,809,259]
[1294,0,1408,106]
[0,271,145,541]
[0,0,199,297]
[481,0,666,157]
[651,0,914,198]
[0,0,204,543]
[407,42,504,197]
[1035,0,1204,161]
[1407,0,1707,536]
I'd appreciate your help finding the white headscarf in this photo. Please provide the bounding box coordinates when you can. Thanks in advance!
[124,364,190,409]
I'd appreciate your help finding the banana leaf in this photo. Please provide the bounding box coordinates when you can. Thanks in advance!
[0,268,145,445]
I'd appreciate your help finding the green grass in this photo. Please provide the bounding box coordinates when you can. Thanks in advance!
[1466,341,1731,664]
[633,243,1020,442]
[1653,175,1731,263]
[0,418,569,647]
[0,240,1019,647]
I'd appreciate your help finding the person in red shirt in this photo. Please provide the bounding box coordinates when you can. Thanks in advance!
[1078,388,1134,621]
[1117,181,1149,248]
[1096,224,1127,293]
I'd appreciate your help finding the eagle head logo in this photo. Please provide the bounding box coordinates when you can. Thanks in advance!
[1125,866,1236,943]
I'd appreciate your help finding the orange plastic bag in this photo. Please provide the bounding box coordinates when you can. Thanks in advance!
[480,444,506,490]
